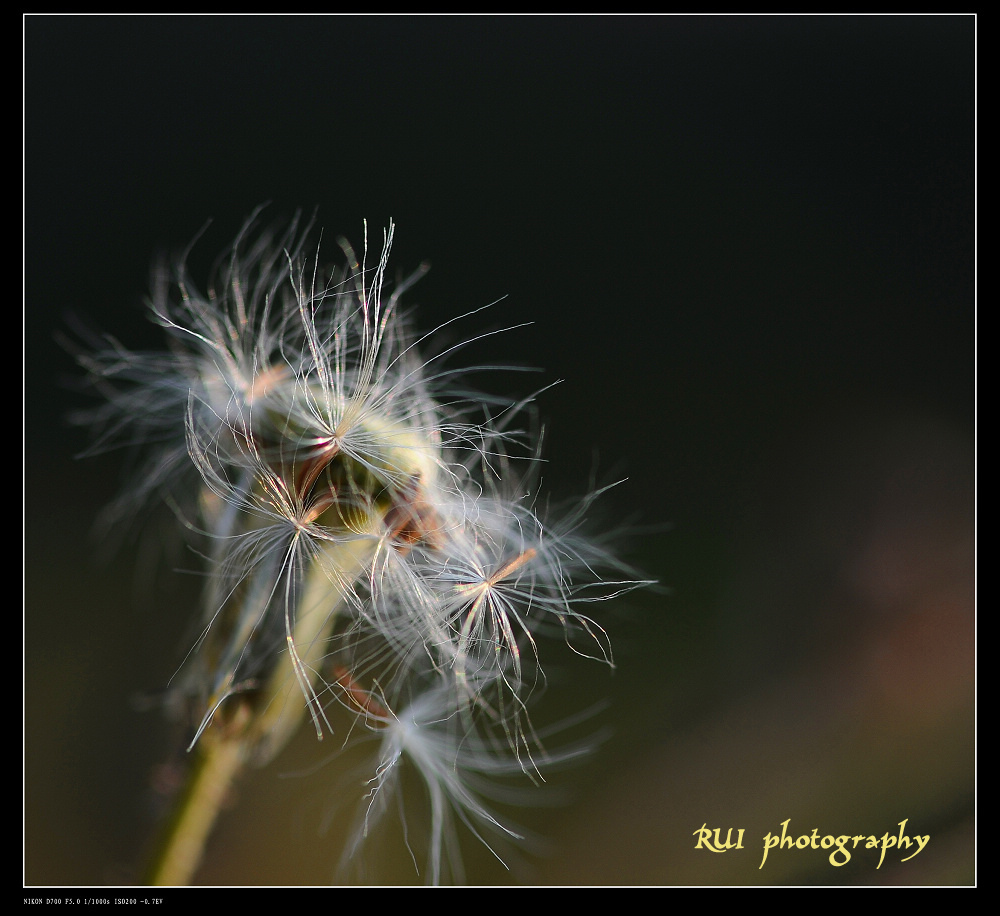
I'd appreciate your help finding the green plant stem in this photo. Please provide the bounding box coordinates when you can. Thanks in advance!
[146,733,247,886]
[144,533,380,885]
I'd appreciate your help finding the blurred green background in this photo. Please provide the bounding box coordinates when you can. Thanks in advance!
[25,16,973,886]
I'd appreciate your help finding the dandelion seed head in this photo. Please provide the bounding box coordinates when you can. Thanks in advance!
[76,210,651,883]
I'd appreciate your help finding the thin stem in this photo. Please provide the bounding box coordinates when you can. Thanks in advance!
[145,729,247,886]
[144,532,381,885]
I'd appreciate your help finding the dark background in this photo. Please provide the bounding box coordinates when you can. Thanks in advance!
[25,16,974,886]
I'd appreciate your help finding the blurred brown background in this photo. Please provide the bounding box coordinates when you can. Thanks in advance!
[25,16,973,886]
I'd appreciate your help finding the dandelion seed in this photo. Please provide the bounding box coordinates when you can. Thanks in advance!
[75,211,651,884]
